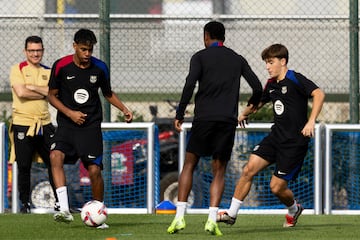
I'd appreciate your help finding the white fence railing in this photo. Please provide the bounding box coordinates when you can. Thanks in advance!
[1,122,360,214]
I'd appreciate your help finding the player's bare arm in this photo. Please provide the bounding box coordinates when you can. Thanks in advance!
[12,83,45,99]
[174,119,183,132]
[301,88,325,137]
[238,103,263,128]
[48,88,87,125]
[105,92,133,123]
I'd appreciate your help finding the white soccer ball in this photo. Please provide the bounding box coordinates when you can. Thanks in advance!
[81,200,108,227]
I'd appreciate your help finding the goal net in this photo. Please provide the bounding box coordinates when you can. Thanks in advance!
[189,129,315,210]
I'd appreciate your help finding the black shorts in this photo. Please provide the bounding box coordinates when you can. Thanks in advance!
[252,133,309,181]
[186,121,236,161]
[50,126,103,169]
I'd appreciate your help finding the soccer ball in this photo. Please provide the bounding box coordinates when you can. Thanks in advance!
[81,200,108,227]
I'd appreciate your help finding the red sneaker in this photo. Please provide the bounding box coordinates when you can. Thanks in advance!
[283,204,304,227]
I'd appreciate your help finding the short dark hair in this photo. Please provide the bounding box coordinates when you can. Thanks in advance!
[261,43,289,64]
[74,28,97,45]
[25,36,43,49]
[204,21,225,42]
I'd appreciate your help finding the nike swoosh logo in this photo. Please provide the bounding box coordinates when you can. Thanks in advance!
[269,89,275,93]
[67,76,75,80]
[88,155,96,159]
[277,171,287,175]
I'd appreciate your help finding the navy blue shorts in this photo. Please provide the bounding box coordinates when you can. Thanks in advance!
[50,126,103,169]
[252,133,309,181]
[186,121,236,161]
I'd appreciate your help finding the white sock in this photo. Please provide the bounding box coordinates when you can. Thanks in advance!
[175,201,187,219]
[56,186,69,212]
[228,197,243,218]
[287,200,298,216]
[208,207,219,222]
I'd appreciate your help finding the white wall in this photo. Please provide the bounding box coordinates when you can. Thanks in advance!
[0,0,45,15]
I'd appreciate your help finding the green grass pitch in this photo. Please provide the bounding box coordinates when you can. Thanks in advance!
[0,213,359,240]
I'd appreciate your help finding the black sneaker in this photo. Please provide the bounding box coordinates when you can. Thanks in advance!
[20,202,31,214]
[216,211,236,225]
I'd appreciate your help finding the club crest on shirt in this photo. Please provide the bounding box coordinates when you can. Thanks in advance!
[281,86,287,94]
[90,75,97,83]
[42,75,48,80]
[17,132,25,140]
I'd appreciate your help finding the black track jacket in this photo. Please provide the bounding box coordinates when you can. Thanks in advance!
[176,44,263,125]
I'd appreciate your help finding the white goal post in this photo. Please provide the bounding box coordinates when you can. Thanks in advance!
[324,124,360,215]
[7,122,157,214]
[0,122,6,213]
[179,123,323,215]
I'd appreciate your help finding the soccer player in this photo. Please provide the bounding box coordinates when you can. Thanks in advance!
[9,36,58,213]
[48,29,133,226]
[217,43,325,228]
[167,21,263,236]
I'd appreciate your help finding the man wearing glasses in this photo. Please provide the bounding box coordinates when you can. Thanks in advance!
[9,36,58,213]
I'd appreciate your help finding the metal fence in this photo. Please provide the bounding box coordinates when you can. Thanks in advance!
[0,0,356,123]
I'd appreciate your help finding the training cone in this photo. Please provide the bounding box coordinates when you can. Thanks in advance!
[155,200,176,214]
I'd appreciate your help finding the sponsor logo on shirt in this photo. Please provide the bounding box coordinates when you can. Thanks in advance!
[274,100,284,115]
[74,88,89,104]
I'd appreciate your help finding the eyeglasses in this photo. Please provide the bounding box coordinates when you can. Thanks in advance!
[26,49,44,54]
